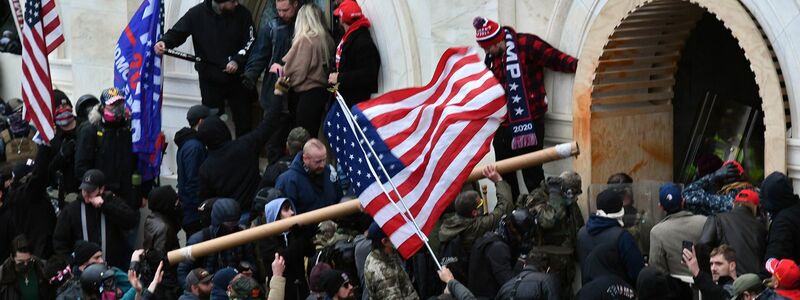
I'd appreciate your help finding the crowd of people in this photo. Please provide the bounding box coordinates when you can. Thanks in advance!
[0,0,798,299]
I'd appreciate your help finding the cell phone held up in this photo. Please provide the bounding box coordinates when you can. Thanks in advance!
[682,240,694,253]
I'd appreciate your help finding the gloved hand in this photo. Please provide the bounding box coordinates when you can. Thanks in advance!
[710,163,740,184]
[546,177,563,196]
[241,75,256,91]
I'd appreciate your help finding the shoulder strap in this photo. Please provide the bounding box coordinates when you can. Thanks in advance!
[81,202,107,262]
[510,270,534,300]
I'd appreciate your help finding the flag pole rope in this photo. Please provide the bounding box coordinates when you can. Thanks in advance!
[334,92,443,270]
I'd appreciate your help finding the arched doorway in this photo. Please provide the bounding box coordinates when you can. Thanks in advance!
[573,0,787,189]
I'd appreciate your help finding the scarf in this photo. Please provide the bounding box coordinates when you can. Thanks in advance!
[501,28,537,149]
[336,18,371,70]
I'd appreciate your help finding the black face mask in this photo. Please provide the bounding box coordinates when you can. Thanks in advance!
[217,224,240,237]
[15,262,30,275]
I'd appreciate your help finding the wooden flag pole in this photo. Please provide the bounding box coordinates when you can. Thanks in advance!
[167,141,580,265]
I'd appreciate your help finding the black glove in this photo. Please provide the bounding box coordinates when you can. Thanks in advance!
[546,177,563,195]
[710,163,740,184]
[241,75,256,91]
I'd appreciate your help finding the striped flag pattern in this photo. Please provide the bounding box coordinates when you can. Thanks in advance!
[325,47,507,259]
[21,0,64,142]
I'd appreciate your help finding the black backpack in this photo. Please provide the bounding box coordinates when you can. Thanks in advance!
[438,233,469,284]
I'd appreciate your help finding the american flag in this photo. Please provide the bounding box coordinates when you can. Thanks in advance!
[325,47,507,259]
[21,0,64,142]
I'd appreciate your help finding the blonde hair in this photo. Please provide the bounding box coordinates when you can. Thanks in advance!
[293,4,332,65]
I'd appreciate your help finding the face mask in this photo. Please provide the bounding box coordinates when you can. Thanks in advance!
[15,262,30,274]
[102,105,127,124]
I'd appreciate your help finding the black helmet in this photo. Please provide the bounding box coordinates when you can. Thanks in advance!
[80,263,114,293]
[75,94,99,120]
[508,209,535,235]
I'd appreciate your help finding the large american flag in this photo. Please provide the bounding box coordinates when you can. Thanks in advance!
[21,0,64,142]
[325,47,507,259]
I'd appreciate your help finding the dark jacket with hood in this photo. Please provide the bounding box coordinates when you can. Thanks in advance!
[5,145,56,258]
[576,275,635,300]
[275,152,343,214]
[760,172,800,264]
[261,198,310,300]
[0,256,53,300]
[496,265,560,300]
[635,266,693,300]
[174,127,206,228]
[176,198,255,289]
[74,106,138,209]
[699,205,767,275]
[467,229,518,298]
[159,0,255,84]
[244,16,294,105]
[337,27,380,107]
[198,115,272,215]
[577,215,644,283]
[582,241,636,286]
[52,190,138,270]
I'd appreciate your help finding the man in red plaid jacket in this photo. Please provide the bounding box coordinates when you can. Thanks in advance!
[474,16,578,199]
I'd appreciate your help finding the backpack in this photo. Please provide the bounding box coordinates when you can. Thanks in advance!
[438,232,469,284]
[1,128,37,166]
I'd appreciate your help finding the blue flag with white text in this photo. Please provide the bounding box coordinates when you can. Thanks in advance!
[113,0,164,181]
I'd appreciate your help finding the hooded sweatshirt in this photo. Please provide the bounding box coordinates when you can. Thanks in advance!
[174,127,206,228]
[761,172,800,264]
[577,215,644,283]
[262,198,310,300]
[198,115,273,216]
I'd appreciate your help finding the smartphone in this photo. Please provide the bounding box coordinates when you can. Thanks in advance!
[682,240,694,252]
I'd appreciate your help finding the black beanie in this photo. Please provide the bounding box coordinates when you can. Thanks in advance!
[596,188,624,214]
[320,269,349,297]
[761,171,800,214]
[73,240,101,266]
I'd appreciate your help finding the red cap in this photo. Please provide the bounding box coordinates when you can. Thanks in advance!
[735,189,760,206]
[473,17,503,48]
[766,258,800,289]
[724,160,745,176]
[334,0,363,25]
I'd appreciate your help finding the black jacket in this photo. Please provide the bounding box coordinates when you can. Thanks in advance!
[174,127,206,227]
[0,256,53,300]
[52,192,138,270]
[576,275,635,300]
[468,232,517,298]
[160,0,255,84]
[699,206,767,275]
[692,272,734,300]
[760,172,800,265]
[337,27,380,107]
[4,145,56,258]
[198,115,272,217]
[582,241,635,286]
[48,128,79,204]
[74,115,138,209]
[496,265,560,300]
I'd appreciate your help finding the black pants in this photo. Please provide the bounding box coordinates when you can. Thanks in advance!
[289,87,329,138]
[199,78,254,138]
[493,120,546,200]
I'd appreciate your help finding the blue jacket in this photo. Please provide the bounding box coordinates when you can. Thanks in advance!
[275,152,342,214]
[578,215,644,283]
[175,127,206,227]
[243,17,294,111]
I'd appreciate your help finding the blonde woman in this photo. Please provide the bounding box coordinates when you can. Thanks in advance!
[281,3,334,137]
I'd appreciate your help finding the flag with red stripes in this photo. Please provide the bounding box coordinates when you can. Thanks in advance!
[324,47,507,259]
[21,0,64,142]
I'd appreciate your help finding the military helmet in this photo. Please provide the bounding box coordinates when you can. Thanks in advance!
[80,263,114,293]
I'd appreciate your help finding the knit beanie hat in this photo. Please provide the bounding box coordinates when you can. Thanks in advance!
[73,240,101,266]
[334,0,363,25]
[320,269,349,297]
[148,185,178,214]
[309,263,332,292]
[473,17,503,48]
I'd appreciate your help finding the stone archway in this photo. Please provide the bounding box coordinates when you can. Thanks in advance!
[572,0,787,188]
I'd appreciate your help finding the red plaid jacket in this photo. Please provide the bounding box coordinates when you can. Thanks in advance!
[485,28,578,122]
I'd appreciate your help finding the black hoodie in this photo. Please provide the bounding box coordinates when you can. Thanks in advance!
[160,0,255,84]
[761,171,800,265]
[197,115,272,215]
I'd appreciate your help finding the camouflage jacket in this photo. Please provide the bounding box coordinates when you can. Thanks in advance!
[438,181,514,253]
[684,174,753,216]
[518,181,584,248]
[364,249,420,300]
